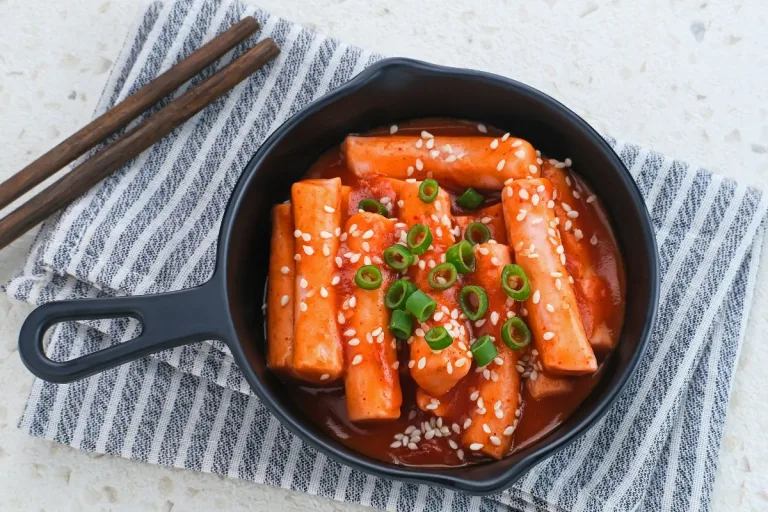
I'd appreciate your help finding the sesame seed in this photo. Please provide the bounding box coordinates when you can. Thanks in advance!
[562,202,572,212]
[482,423,491,433]
[303,245,314,255]
[457,449,465,460]
[337,312,345,324]
[490,139,499,149]
[324,205,335,213]
[591,235,598,245]
[335,257,343,268]
[501,133,510,141]
[547,200,555,209]
[491,257,501,266]
[574,229,584,241]
[587,195,597,204]
[322,245,330,256]
[407,166,414,176]
[390,124,398,134]
[556,278,562,290]
[506,187,513,197]
[511,140,522,147]
[496,159,506,171]
[392,361,400,370]
[516,210,527,221]
[280,295,289,307]
[446,155,457,162]
[426,138,435,150]
[573,190,581,199]
[415,158,424,171]
[529,164,538,173]
[469,443,484,451]
[430,149,440,159]
[350,253,361,263]
[294,229,302,238]
[532,194,540,206]
[300,278,308,289]
[408,360,415,368]
[447,361,453,374]
[280,266,290,274]
[532,290,540,304]
[490,436,501,446]
[408,443,418,450]
[495,410,504,419]
[320,231,332,239]
[543,332,555,340]
[390,441,402,448]
[417,356,427,369]
[435,201,442,211]
[560,253,566,265]
[319,373,330,381]
[556,245,564,255]
[455,358,467,368]
[477,124,487,133]
[564,220,573,231]
[475,319,486,328]
[320,286,329,298]
[546,303,555,312]
[300,302,308,312]
[397,199,405,208]
[416,139,423,148]
[421,130,434,139]
[504,426,515,436]
[351,354,363,366]
[567,210,579,219]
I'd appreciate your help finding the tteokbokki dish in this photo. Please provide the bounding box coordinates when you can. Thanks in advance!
[266,119,625,466]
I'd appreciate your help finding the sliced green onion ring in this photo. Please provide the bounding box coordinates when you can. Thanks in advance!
[456,188,484,210]
[470,335,498,367]
[501,317,531,350]
[418,179,439,203]
[464,222,491,245]
[458,285,489,321]
[501,264,530,301]
[427,262,458,290]
[425,326,453,350]
[354,265,383,290]
[385,279,418,310]
[383,244,414,271]
[358,198,388,217]
[406,224,433,255]
[446,240,476,273]
[389,309,413,340]
[405,290,437,322]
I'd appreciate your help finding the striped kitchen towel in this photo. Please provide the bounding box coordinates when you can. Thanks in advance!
[6,0,767,510]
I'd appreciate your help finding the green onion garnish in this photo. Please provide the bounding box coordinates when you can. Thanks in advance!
[458,285,488,321]
[383,244,414,271]
[501,264,530,301]
[385,279,418,310]
[358,198,388,217]
[456,188,484,210]
[501,317,531,351]
[389,309,413,340]
[418,179,439,203]
[445,240,476,273]
[354,265,383,290]
[427,262,458,290]
[464,222,491,245]
[405,290,437,322]
[470,335,498,367]
[406,224,433,255]
[425,326,453,350]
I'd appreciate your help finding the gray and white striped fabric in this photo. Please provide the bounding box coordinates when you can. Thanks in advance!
[6,1,766,510]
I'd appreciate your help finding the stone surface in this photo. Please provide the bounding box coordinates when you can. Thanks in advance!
[0,0,766,510]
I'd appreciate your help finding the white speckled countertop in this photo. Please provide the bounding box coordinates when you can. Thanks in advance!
[0,0,766,510]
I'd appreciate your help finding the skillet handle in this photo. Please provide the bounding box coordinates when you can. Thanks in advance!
[19,282,230,383]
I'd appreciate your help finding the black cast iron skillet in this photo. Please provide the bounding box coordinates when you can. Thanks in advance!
[19,58,659,495]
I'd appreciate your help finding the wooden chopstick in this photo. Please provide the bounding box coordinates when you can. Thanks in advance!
[0,16,261,211]
[0,38,280,250]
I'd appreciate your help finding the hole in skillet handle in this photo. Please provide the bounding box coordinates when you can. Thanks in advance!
[18,281,231,383]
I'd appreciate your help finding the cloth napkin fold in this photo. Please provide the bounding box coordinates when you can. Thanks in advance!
[7,0,767,510]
